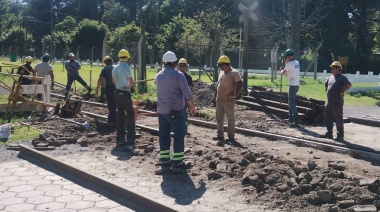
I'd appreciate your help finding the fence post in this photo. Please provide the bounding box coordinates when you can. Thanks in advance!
[44,75,51,103]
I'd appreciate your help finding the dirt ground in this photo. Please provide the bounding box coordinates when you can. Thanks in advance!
[1,81,380,211]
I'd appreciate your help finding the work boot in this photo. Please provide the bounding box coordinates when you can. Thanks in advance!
[335,133,344,141]
[320,132,333,139]
[155,161,171,175]
[171,161,191,174]
[294,117,302,125]
[288,116,294,123]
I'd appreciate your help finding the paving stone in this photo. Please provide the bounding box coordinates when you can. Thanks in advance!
[11,171,38,177]
[108,206,135,212]
[0,176,20,183]
[95,199,122,208]
[35,202,66,211]
[65,200,95,210]
[35,184,63,191]
[25,196,55,204]
[27,179,53,186]
[51,209,76,212]
[15,190,45,200]
[83,194,107,202]
[3,203,35,212]
[79,208,108,212]
[0,196,26,205]
[0,191,17,199]
[1,180,27,187]
[19,175,45,181]
[55,194,84,203]
[8,184,36,193]
[44,189,73,197]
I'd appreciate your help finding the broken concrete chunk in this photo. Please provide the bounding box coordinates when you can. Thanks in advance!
[317,190,335,204]
[359,178,379,186]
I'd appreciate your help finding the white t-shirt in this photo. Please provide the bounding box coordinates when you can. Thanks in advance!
[34,62,52,77]
[284,60,300,86]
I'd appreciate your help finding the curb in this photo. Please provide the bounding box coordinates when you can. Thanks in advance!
[18,145,177,212]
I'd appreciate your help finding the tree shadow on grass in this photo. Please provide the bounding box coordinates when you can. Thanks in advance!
[350,91,380,106]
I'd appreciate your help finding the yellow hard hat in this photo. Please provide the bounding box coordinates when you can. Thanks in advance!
[178,58,187,64]
[118,49,131,61]
[330,61,342,69]
[217,55,230,64]
[25,56,33,63]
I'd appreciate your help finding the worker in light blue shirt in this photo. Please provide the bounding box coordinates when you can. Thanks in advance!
[112,49,136,151]
[154,51,196,174]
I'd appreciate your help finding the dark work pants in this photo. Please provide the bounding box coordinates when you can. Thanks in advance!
[65,75,89,92]
[106,89,116,124]
[114,90,135,146]
[324,101,344,137]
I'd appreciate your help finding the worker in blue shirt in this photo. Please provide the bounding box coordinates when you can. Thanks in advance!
[112,49,136,151]
[154,51,196,174]
[64,53,91,99]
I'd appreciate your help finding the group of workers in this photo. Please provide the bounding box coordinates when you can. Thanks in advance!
[16,48,352,174]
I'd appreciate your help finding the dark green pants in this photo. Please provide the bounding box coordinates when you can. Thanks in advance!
[114,90,136,146]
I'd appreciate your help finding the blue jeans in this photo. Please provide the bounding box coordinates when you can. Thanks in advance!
[288,86,299,118]
[158,109,186,165]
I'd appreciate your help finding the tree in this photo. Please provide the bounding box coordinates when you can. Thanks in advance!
[252,0,332,49]
[72,19,108,48]
[0,26,34,55]
[101,0,132,28]
[108,21,140,55]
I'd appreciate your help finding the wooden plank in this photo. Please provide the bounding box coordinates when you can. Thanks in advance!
[236,99,306,119]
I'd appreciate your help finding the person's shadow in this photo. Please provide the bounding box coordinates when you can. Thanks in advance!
[294,125,380,167]
[160,173,206,205]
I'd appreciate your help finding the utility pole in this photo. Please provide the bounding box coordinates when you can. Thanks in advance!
[291,0,301,58]
[238,2,258,96]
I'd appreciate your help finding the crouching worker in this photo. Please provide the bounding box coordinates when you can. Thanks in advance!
[154,51,196,174]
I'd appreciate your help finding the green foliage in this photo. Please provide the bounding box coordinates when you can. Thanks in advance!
[72,19,109,48]
[1,26,34,49]
[157,14,188,53]
[54,16,76,32]
[78,0,98,20]
[102,0,132,28]
[108,22,140,53]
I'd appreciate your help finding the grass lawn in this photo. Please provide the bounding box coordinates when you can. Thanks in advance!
[0,58,379,106]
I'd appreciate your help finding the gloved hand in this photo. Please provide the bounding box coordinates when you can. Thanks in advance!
[95,89,99,96]
[130,87,135,93]
[50,81,54,90]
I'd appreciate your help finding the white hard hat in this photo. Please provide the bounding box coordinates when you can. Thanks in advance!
[162,51,177,63]
[69,53,75,57]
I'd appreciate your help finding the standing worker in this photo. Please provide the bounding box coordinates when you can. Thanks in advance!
[321,61,352,141]
[112,49,136,151]
[64,53,91,99]
[96,56,116,126]
[34,54,54,99]
[178,58,194,135]
[17,56,35,86]
[280,49,301,126]
[155,51,196,174]
[212,55,243,144]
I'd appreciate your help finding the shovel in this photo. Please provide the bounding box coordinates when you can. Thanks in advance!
[51,115,89,131]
